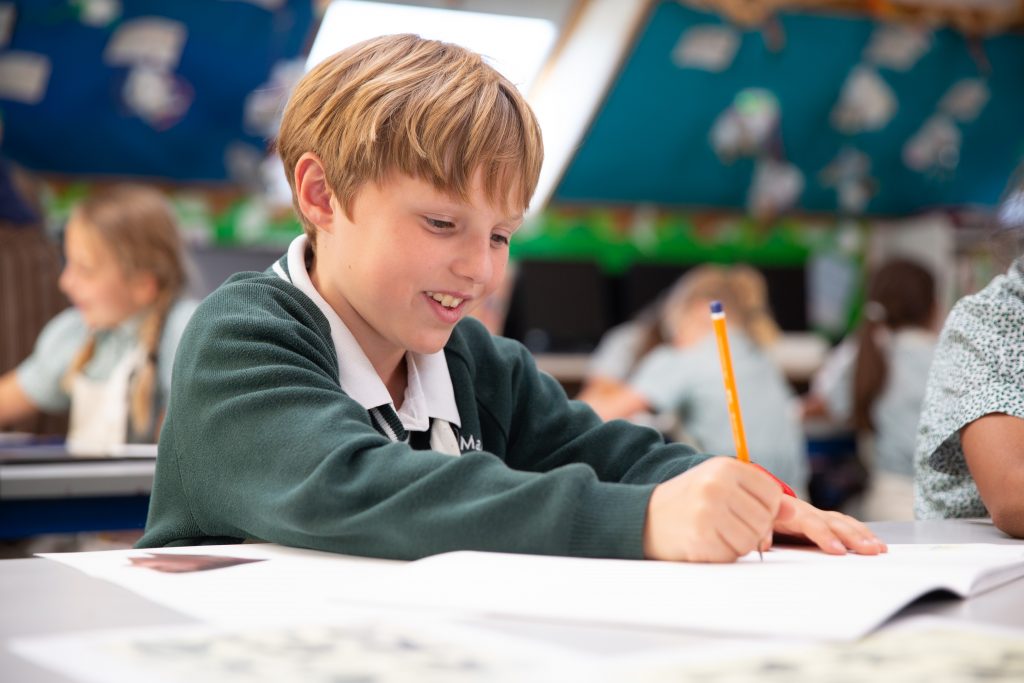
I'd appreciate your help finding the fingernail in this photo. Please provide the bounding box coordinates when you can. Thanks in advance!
[830,540,846,553]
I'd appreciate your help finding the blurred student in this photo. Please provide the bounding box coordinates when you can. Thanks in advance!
[580,266,781,406]
[0,185,197,452]
[807,259,938,521]
[576,295,667,406]
[730,263,782,349]
[916,200,1024,536]
[583,265,808,494]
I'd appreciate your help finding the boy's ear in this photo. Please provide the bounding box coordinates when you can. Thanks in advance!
[294,152,338,232]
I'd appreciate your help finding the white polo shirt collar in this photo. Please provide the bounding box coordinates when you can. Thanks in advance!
[273,235,461,432]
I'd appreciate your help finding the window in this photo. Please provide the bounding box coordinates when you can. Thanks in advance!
[308,1,557,92]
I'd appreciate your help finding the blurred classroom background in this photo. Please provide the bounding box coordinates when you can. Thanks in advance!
[3,0,1024,532]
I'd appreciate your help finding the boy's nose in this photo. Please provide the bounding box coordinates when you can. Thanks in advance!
[452,238,492,285]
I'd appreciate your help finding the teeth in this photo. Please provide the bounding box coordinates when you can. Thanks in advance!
[427,292,463,309]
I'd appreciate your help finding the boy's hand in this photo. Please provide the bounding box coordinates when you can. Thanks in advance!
[643,457,790,562]
[771,497,888,556]
[642,457,888,562]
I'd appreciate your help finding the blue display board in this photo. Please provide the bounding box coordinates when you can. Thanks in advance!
[0,0,314,181]
[555,1,1024,214]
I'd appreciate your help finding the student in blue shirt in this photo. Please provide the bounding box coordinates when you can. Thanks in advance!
[0,185,197,451]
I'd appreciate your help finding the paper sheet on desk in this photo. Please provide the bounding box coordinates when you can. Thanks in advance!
[329,544,1024,641]
[34,546,789,680]
[618,617,1024,682]
[40,543,1024,641]
[10,616,603,683]
[40,544,405,627]
[11,615,1024,683]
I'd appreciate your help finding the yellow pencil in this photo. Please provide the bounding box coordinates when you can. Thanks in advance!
[710,300,750,464]
[711,300,764,560]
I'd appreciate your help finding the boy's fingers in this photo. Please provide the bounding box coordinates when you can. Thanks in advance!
[791,512,847,555]
[794,511,887,555]
[727,486,777,538]
[771,499,887,556]
[735,461,784,513]
[705,533,743,563]
[823,513,887,554]
[715,514,762,561]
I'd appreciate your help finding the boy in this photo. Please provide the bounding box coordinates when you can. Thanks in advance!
[139,34,884,562]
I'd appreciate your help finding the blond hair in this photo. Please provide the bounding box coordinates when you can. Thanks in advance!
[661,265,738,341]
[64,185,186,440]
[661,264,780,348]
[276,34,544,245]
[729,264,781,348]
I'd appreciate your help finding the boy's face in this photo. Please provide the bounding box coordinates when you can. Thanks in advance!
[312,169,522,372]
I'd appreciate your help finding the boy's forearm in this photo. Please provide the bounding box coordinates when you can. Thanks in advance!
[507,348,708,485]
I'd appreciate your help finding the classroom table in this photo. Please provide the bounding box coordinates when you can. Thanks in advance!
[1,519,1021,683]
[0,444,155,538]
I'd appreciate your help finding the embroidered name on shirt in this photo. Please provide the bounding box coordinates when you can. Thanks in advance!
[459,434,482,452]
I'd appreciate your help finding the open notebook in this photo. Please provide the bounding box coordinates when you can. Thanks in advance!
[39,542,1024,641]
[332,544,1024,641]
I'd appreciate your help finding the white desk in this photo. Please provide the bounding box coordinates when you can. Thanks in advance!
[1,520,1022,682]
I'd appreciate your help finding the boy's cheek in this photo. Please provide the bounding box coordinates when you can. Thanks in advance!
[463,302,492,328]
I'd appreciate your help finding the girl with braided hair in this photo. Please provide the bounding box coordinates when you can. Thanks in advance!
[807,258,938,521]
[0,185,197,453]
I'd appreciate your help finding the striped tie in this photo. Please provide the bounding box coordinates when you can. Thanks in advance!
[368,405,462,456]
[369,404,408,443]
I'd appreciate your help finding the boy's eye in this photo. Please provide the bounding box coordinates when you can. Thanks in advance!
[425,217,455,230]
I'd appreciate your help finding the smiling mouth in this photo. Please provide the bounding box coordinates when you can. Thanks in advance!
[425,291,465,309]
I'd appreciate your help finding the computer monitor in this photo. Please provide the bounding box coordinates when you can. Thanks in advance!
[615,263,691,325]
[758,265,808,332]
[502,259,611,352]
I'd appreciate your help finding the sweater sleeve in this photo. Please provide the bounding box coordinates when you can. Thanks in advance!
[481,331,711,486]
[142,279,706,561]
[448,322,713,556]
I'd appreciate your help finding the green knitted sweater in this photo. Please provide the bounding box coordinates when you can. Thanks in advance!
[138,262,710,560]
